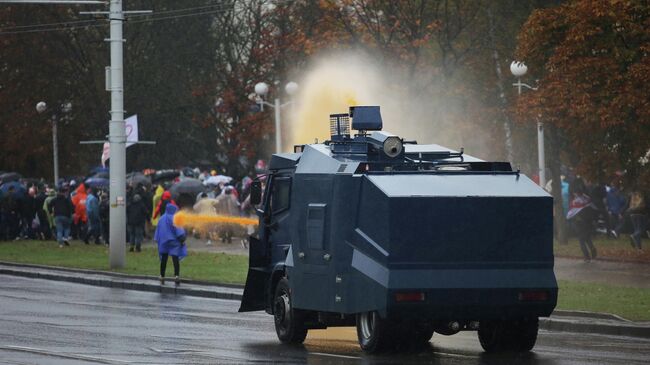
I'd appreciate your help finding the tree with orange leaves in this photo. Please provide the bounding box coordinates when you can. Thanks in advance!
[515,0,650,189]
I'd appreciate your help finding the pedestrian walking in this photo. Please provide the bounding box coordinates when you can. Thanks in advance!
[48,187,74,248]
[154,204,187,285]
[567,179,598,262]
[127,194,148,252]
[85,187,101,245]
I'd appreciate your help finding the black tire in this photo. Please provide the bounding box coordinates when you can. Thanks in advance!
[273,278,308,344]
[512,317,539,351]
[356,311,395,353]
[478,320,506,353]
[478,318,539,353]
[413,327,435,345]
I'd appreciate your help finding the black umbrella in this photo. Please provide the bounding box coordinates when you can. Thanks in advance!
[169,178,204,198]
[151,169,180,183]
[0,172,21,183]
[126,172,151,188]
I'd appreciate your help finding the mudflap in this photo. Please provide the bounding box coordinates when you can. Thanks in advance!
[238,236,270,312]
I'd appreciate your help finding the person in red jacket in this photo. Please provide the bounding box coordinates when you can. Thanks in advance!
[71,183,88,242]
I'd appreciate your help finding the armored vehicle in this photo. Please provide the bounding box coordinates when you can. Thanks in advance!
[239,106,557,353]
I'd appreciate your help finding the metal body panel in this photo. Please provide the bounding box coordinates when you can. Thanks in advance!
[240,125,558,322]
[368,174,548,197]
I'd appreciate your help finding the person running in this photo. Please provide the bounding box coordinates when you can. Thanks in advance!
[48,187,74,248]
[154,203,187,285]
[567,179,598,262]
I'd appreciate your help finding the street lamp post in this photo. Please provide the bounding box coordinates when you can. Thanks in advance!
[253,81,298,154]
[36,101,72,186]
[511,61,545,187]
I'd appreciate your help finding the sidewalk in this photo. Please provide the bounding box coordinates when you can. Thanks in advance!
[1,258,649,340]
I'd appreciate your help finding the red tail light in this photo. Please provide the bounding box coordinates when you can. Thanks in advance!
[518,291,549,302]
[395,292,425,302]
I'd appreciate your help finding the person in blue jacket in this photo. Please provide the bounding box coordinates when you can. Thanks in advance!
[154,203,187,285]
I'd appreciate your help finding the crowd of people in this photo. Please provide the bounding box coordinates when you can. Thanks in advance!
[0,167,260,252]
[558,175,649,262]
[3,164,648,267]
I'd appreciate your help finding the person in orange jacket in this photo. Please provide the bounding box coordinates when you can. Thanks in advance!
[71,183,88,242]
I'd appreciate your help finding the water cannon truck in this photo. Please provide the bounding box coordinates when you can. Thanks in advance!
[239,106,557,353]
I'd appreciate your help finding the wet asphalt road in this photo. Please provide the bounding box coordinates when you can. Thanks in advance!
[0,275,648,365]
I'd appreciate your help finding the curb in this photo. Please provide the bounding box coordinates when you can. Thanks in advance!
[0,261,244,289]
[0,264,243,301]
[1,263,649,340]
[539,317,650,339]
[556,254,650,265]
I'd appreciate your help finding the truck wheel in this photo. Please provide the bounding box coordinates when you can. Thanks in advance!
[512,317,539,351]
[477,320,507,352]
[478,318,539,352]
[412,327,435,347]
[356,311,395,353]
[273,278,308,344]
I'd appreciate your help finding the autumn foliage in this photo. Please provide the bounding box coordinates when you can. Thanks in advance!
[515,0,650,188]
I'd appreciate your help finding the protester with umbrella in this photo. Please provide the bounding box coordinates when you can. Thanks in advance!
[170,178,204,209]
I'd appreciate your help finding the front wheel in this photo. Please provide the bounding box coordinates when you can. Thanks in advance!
[356,311,396,353]
[273,278,308,344]
[478,317,539,352]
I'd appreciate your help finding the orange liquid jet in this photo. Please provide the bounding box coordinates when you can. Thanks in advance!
[173,211,258,228]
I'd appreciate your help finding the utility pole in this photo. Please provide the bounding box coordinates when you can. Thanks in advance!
[82,1,151,268]
[9,0,150,268]
[107,0,126,268]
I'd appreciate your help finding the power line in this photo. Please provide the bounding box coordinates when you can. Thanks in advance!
[0,3,266,35]
[0,5,236,34]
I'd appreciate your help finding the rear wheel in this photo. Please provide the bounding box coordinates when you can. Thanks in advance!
[478,317,538,352]
[273,278,307,344]
[410,326,435,348]
[356,311,395,353]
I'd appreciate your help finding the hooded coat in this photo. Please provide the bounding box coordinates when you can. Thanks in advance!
[71,183,88,224]
[154,204,187,260]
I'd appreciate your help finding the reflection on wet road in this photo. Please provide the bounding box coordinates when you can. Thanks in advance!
[0,275,648,364]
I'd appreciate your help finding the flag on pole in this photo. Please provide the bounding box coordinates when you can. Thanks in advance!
[125,114,138,147]
[101,142,110,168]
[101,115,139,167]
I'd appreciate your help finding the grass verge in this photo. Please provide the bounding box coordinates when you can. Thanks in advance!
[555,236,650,262]
[0,240,247,284]
[2,240,649,320]
[556,280,650,321]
